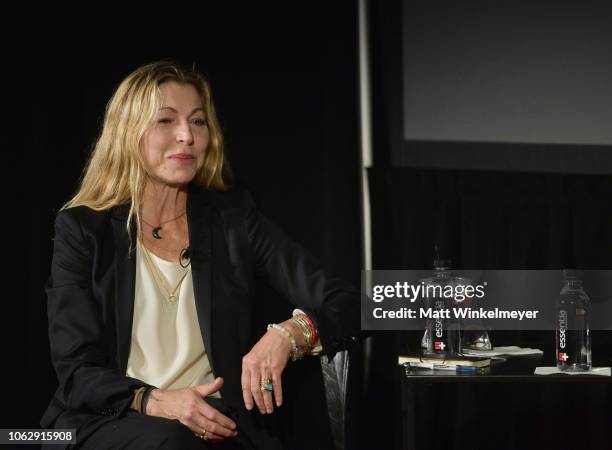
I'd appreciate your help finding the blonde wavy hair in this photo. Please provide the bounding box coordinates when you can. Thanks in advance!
[63,60,231,239]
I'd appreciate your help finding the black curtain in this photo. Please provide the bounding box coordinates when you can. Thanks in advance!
[370,166,612,270]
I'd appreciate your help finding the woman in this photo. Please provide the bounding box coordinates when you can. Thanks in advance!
[41,60,363,449]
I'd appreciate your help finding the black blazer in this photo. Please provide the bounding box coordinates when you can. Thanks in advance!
[42,183,363,449]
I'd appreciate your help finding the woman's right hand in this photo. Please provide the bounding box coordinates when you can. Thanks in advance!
[146,377,238,442]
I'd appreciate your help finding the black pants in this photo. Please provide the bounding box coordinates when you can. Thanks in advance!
[77,398,258,450]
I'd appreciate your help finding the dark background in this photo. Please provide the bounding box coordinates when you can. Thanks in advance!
[9,1,612,449]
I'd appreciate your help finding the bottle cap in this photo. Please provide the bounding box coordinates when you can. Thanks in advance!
[562,269,580,280]
[433,258,451,270]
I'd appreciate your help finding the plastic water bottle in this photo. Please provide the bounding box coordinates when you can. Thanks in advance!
[555,272,591,371]
[458,275,492,351]
[421,258,461,355]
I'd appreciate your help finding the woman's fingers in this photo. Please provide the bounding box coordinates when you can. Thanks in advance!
[199,401,238,434]
[272,373,283,407]
[243,354,268,414]
[260,374,274,414]
[260,371,283,413]
[186,418,224,442]
[195,413,237,439]
[176,404,228,441]
[181,385,238,440]
[148,385,239,442]
[192,380,238,432]
[241,368,254,411]
[249,366,266,414]
[193,378,224,398]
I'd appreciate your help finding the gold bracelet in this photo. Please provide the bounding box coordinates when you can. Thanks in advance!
[291,315,313,348]
[291,316,315,357]
[292,310,318,347]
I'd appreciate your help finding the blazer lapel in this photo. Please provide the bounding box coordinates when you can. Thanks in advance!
[187,184,216,375]
[111,204,137,374]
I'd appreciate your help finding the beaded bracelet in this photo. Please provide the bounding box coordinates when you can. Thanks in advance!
[267,323,306,361]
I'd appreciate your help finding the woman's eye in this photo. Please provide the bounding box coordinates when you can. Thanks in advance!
[156,118,206,126]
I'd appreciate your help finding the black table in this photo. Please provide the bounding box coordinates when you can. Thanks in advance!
[402,352,612,382]
[398,349,612,450]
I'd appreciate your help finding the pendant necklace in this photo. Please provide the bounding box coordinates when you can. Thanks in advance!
[140,241,190,304]
[141,211,186,239]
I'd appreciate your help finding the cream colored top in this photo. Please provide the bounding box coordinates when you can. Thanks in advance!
[126,241,220,397]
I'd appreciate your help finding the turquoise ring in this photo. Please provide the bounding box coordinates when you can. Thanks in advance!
[260,377,273,392]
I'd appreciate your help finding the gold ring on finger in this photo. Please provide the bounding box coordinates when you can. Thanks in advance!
[260,377,273,392]
[195,427,208,440]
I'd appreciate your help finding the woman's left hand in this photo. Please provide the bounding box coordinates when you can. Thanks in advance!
[241,323,294,414]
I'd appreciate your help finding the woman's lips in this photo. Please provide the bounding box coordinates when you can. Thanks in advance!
[169,154,195,164]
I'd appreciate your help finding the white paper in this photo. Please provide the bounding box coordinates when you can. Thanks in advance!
[462,346,544,357]
[534,366,611,376]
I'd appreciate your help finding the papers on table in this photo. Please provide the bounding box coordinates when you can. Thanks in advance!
[535,366,611,376]
[462,346,543,358]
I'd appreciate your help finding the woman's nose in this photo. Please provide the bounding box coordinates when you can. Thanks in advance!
[175,122,194,144]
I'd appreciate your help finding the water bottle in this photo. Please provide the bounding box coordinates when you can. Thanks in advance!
[421,258,461,355]
[459,274,492,351]
[555,271,591,371]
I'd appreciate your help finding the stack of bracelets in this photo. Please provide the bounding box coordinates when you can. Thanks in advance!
[267,311,318,361]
